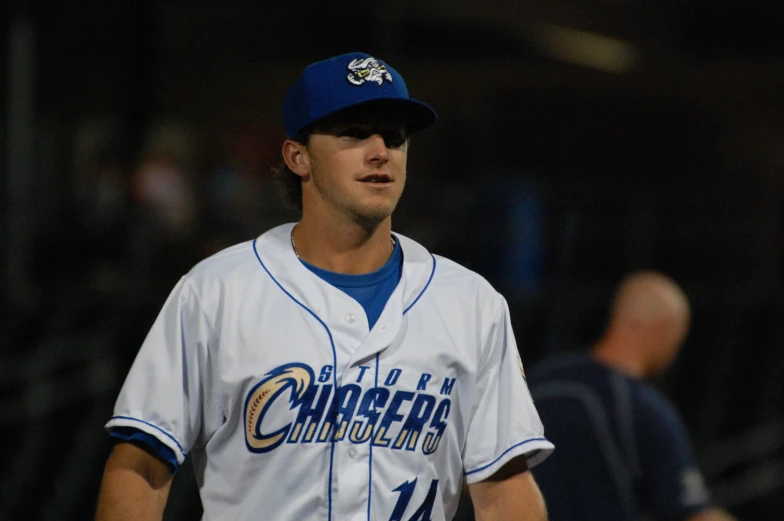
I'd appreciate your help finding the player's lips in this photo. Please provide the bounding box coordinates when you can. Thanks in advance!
[358,173,394,185]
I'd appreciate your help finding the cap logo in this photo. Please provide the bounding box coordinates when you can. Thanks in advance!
[346,57,392,86]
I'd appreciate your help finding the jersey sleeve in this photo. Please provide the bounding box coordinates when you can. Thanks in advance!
[109,427,179,470]
[634,385,713,519]
[105,275,215,466]
[462,295,554,484]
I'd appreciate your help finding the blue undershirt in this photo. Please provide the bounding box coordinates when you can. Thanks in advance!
[110,237,404,471]
[299,237,403,330]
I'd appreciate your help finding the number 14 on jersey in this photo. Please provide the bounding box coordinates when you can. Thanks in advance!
[389,478,439,521]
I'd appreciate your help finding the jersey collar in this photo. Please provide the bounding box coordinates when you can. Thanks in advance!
[253,223,435,320]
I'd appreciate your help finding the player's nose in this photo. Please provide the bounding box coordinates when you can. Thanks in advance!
[365,134,390,165]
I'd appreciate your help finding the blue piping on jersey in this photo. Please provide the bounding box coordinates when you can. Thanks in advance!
[363,249,432,518]
[253,239,339,521]
[403,254,436,315]
[363,253,434,517]
[367,353,380,521]
[110,415,187,460]
[463,437,549,476]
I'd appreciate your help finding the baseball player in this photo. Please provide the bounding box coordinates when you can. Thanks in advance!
[95,52,554,521]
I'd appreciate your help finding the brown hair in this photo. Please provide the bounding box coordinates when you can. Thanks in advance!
[271,162,303,213]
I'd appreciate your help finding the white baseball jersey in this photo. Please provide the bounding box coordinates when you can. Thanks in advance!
[107,222,554,521]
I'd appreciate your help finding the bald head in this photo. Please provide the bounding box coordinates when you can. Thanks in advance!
[594,271,691,379]
[611,272,690,330]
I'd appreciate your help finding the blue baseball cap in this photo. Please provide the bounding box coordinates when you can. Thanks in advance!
[283,52,438,139]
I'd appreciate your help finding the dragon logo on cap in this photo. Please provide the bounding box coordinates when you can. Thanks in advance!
[346,57,393,86]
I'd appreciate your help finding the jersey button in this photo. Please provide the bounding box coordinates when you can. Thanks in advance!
[345,313,356,324]
[348,447,358,458]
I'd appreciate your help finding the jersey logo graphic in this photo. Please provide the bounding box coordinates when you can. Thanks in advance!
[346,57,393,86]
[244,363,313,453]
[243,363,453,456]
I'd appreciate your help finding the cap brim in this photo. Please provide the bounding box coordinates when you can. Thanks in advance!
[307,98,438,136]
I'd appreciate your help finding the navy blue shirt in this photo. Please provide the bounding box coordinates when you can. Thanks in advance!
[527,353,712,521]
[111,237,404,471]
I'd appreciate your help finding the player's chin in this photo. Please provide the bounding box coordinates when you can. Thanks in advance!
[351,201,397,226]
[359,191,400,210]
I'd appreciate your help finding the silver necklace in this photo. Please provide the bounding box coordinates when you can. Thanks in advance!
[291,233,395,259]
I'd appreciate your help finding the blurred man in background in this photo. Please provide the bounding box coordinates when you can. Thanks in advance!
[527,271,738,521]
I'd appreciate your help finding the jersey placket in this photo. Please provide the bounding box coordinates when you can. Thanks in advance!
[326,298,375,521]
[327,296,404,521]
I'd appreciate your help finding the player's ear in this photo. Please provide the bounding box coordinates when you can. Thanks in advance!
[282,139,310,178]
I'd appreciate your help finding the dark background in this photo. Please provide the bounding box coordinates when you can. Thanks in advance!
[2,1,783,519]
